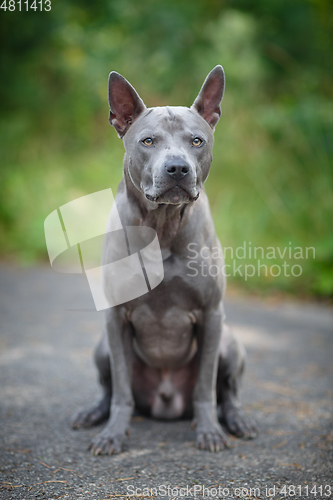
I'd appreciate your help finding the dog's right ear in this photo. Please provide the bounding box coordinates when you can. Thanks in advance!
[108,72,146,138]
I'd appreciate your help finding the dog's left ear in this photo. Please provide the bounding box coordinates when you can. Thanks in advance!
[192,65,225,129]
[108,72,146,138]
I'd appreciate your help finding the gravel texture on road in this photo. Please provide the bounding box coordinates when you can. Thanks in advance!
[0,265,332,499]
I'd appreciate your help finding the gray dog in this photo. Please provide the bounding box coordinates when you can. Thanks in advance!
[72,66,257,454]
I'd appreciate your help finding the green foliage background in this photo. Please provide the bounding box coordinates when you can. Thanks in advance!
[0,0,332,296]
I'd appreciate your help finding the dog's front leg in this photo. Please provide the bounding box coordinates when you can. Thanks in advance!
[193,305,229,452]
[89,308,134,456]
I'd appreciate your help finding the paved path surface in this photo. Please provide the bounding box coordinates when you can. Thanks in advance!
[0,265,332,499]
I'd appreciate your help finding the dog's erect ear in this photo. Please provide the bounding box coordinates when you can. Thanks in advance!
[192,65,225,129]
[108,72,146,138]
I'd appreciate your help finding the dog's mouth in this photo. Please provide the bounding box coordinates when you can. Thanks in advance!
[145,186,200,205]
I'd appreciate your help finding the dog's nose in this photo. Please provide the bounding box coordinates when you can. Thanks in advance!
[165,157,190,180]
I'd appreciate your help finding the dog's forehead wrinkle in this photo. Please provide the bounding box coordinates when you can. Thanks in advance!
[133,106,211,140]
[143,108,154,118]
[166,106,177,120]
[148,106,190,124]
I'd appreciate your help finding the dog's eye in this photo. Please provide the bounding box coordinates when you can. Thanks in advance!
[192,137,202,147]
[143,138,153,146]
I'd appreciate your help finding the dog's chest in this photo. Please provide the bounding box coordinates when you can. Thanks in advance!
[126,250,216,368]
[130,302,196,368]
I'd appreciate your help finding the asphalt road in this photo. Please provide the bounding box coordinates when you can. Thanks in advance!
[0,264,332,499]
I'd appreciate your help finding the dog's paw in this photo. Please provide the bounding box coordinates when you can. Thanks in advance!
[71,408,106,429]
[220,404,258,439]
[88,430,126,456]
[196,425,229,452]
[71,397,111,430]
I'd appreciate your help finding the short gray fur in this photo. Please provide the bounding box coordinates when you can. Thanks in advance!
[72,66,257,454]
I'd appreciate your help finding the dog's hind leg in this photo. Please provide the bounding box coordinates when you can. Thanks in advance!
[216,324,258,439]
[72,332,112,429]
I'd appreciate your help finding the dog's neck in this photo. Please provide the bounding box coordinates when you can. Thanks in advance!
[123,168,190,250]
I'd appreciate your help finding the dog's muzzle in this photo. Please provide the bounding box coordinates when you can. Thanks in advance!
[145,157,199,204]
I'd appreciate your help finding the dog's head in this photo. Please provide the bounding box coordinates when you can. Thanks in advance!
[108,66,225,205]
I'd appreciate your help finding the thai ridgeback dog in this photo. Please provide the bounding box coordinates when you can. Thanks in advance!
[72,66,257,454]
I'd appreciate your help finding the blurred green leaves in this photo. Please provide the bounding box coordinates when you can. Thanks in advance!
[0,0,332,296]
